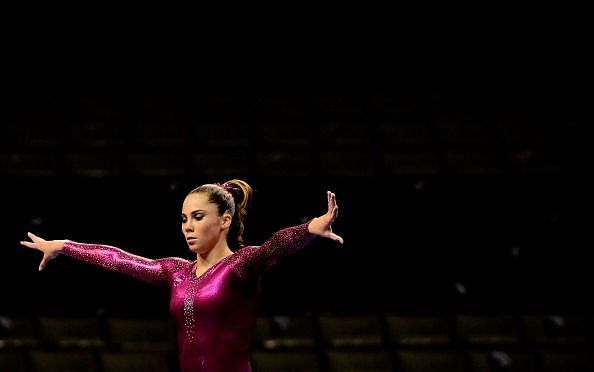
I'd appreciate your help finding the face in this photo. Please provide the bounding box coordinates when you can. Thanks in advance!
[181,193,232,254]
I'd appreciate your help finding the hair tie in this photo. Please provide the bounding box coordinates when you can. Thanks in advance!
[222,183,232,191]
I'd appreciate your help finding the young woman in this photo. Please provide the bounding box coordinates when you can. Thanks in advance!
[20,179,343,372]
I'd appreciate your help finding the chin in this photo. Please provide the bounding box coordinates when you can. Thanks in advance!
[190,245,208,255]
[187,244,200,253]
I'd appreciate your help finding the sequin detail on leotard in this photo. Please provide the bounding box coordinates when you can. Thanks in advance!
[182,257,232,344]
[183,276,197,343]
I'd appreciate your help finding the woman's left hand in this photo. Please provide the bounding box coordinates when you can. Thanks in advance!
[308,191,344,244]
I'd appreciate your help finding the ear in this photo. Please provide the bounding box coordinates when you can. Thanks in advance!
[221,213,232,229]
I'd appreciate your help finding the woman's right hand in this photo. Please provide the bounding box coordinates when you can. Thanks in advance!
[20,232,66,271]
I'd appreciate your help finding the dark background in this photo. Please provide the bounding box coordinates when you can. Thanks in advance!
[2,13,593,320]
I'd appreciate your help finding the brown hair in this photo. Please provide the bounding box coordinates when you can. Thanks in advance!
[188,179,253,250]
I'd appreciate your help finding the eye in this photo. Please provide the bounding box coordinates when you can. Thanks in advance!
[193,213,204,220]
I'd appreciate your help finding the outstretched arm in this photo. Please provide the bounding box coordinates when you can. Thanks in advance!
[235,191,343,278]
[20,233,187,287]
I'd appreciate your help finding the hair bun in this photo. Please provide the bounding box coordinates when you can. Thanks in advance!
[222,179,252,211]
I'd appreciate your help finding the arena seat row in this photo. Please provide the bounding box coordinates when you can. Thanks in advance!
[1,314,592,350]
[252,348,594,372]
[255,314,593,349]
[2,347,594,372]
[1,314,593,371]
[0,315,594,351]
[0,349,177,372]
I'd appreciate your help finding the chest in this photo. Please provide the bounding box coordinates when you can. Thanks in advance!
[169,264,259,323]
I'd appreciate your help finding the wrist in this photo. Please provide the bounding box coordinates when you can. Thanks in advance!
[56,240,67,252]
[307,217,320,235]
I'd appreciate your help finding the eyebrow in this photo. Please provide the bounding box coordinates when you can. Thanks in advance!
[181,209,206,217]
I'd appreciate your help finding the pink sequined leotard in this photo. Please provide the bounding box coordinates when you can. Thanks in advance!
[61,222,316,372]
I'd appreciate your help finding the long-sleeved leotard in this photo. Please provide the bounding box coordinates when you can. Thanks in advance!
[61,222,316,372]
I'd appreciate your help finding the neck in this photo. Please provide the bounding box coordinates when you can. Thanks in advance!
[197,239,233,268]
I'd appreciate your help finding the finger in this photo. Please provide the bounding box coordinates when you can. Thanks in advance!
[328,233,344,245]
[327,191,332,211]
[39,257,48,271]
[28,232,46,242]
[330,206,338,222]
[20,241,38,250]
[329,192,337,212]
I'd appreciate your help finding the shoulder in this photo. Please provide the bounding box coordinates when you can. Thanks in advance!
[226,246,261,279]
[156,257,193,273]
[226,245,262,266]
[232,245,259,261]
[233,245,260,256]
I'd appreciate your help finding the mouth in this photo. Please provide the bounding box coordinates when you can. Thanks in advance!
[186,237,197,244]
